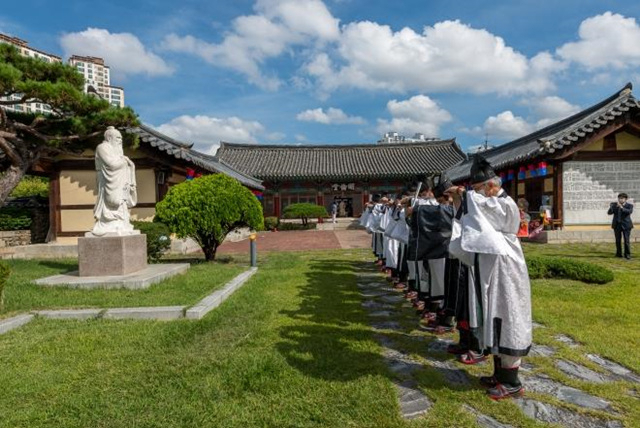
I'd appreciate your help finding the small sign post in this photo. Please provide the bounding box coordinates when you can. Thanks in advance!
[249,233,257,267]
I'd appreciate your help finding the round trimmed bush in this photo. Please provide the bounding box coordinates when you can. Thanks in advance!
[132,220,171,263]
[526,256,614,284]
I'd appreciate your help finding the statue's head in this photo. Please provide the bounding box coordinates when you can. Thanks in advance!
[104,126,122,145]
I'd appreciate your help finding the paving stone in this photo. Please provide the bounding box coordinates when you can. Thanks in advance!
[360,290,390,298]
[515,398,623,428]
[368,310,394,318]
[0,314,34,335]
[383,348,423,377]
[373,334,395,348]
[395,380,432,419]
[361,300,394,310]
[519,362,535,373]
[371,321,403,331]
[425,357,470,385]
[529,343,556,357]
[462,404,514,428]
[523,374,613,412]
[532,321,546,329]
[585,354,640,383]
[555,334,580,348]
[427,338,454,353]
[556,360,612,384]
[379,294,405,304]
[186,267,257,320]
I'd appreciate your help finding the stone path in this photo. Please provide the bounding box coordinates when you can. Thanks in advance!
[355,262,637,427]
[218,230,370,254]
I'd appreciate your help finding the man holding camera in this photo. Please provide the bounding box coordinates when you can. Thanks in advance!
[608,193,634,259]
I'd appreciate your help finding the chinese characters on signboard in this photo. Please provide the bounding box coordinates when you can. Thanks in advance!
[331,183,356,192]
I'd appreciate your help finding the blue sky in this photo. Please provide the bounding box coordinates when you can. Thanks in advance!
[3,0,640,153]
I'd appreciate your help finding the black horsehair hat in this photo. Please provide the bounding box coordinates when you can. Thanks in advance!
[434,173,454,198]
[469,154,497,185]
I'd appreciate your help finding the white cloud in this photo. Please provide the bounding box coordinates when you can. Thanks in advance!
[161,0,338,90]
[557,12,640,70]
[60,28,173,77]
[296,107,365,124]
[294,134,308,142]
[307,20,561,96]
[483,111,534,141]
[477,95,581,141]
[376,95,452,138]
[156,115,266,154]
[266,131,286,141]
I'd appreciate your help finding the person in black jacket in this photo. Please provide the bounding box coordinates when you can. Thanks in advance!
[607,192,634,259]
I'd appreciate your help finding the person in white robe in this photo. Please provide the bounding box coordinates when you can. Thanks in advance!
[448,155,532,401]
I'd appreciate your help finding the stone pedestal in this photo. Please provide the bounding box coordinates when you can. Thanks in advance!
[78,234,147,277]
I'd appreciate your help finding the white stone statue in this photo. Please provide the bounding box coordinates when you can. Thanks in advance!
[86,126,139,237]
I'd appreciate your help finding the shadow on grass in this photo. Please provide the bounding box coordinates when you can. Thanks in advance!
[276,256,478,394]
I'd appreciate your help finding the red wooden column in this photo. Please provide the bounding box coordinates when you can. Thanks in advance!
[274,193,281,218]
[316,191,324,207]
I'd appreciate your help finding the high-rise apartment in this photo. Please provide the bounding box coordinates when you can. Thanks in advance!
[68,55,125,108]
[0,33,62,115]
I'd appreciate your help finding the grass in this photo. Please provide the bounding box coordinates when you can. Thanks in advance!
[0,244,638,427]
[0,256,245,318]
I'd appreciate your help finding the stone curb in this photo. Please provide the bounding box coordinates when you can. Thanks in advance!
[0,267,259,335]
[185,267,258,320]
[35,309,104,320]
[103,306,186,321]
[0,314,35,334]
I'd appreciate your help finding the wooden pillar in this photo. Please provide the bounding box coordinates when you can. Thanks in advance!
[48,170,61,242]
[554,162,563,227]
[274,193,281,218]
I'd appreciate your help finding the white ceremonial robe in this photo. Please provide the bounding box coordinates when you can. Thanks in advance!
[460,190,532,356]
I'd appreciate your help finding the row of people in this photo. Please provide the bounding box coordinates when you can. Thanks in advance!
[359,156,532,400]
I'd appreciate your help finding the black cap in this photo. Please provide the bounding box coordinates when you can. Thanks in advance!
[434,173,453,198]
[469,154,496,184]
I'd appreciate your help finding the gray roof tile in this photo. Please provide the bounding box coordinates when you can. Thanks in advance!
[448,83,640,181]
[215,139,466,181]
[127,125,264,190]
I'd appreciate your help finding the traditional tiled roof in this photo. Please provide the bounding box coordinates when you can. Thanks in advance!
[127,124,264,190]
[448,83,640,181]
[215,139,466,181]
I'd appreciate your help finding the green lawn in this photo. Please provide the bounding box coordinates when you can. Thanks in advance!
[0,245,638,427]
[0,257,245,318]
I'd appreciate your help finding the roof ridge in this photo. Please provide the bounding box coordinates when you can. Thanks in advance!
[217,139,457,150]
[473,82,635,158]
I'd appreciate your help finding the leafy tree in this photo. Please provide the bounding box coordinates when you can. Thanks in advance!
[155,174,264,261]
[9,175,49,198]
[282,203,328,226]
[0,43,138,206]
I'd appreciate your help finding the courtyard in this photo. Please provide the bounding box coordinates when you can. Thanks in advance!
[0,241,638,428]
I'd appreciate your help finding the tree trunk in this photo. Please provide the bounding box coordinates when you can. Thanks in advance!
[200,234,220,261]
[0,165,27,207]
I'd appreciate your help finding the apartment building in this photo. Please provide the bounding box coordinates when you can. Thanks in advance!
[0,33,62,115]
[69,55,125,108]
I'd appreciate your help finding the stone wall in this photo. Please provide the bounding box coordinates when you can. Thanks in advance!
[0,230,32,247]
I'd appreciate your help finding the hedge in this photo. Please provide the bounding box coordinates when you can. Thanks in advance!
[0,208,32,231]
[527,256,614,284]
[0,261,10,310]
[132,221,172,263]
[264,217,278,231]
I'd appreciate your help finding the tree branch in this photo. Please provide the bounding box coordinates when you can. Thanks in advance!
[0,136,22,167]
[13,122,101,143]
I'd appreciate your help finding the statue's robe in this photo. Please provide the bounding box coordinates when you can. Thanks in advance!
[91,142,137,236]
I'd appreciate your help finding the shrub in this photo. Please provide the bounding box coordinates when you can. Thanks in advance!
[10,176,49,198]
[132,220,171,263]
[282,203,328,226]
[277,222,317,231]
[0,261,9,310]
[156,174,264,261]
[264,216,279,231]
[526,256,614,284]
[0,208,32,230]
